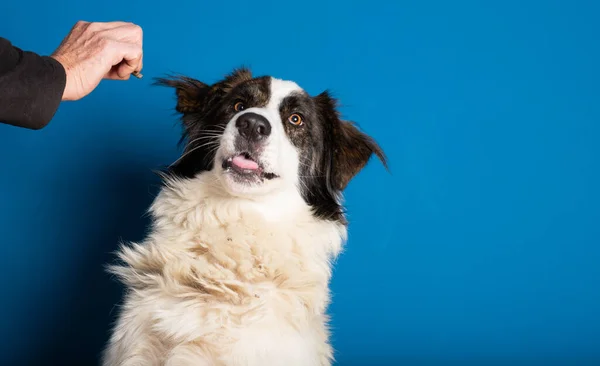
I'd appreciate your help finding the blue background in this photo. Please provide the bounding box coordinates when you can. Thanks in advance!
[1,1,599,365]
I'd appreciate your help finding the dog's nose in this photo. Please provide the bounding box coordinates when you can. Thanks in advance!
[236,112,271,141]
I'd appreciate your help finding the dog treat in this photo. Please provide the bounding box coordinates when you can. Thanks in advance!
[131,70,143,79]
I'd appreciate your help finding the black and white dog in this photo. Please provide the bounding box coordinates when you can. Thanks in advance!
[102,68,386,366]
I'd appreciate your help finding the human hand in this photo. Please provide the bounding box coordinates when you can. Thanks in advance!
[50,21,143,101]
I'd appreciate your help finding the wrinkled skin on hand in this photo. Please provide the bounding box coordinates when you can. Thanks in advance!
[51,20,144,101]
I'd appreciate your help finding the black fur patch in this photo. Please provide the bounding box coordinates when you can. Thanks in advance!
[283,90,388,222]
[155,68,387,223]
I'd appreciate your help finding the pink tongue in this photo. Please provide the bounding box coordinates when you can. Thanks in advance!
[232,155,259,170]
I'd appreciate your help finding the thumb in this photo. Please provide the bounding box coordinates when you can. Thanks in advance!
[105,41,143,80]
[116,60,135,79]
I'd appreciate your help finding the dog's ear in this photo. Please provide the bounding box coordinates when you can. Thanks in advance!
[154,76,210,114]
[154,67,253,114]
[315,91,387,191]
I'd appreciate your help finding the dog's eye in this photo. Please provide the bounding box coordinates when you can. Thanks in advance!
[288,113,303,126]
[234,102,245,112]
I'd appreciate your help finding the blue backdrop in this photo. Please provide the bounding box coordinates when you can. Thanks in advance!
[1,1,599,365]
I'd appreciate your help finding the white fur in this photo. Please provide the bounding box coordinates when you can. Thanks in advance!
[102,78,347,365]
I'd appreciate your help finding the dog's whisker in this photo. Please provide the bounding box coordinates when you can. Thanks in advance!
[186,135,222,144]
[183,132,225,145]
[184,136,206,146]
[170,144,210,167]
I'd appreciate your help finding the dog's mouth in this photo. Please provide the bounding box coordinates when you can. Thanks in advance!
[222,152,279,181]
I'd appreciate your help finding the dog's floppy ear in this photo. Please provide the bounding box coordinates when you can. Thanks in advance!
[154,76,210,114]
[316,91,387,191]
[154,67,253,114]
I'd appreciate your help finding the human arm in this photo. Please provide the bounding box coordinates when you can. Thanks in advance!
[0,21,143,130]
[0,37,66,130]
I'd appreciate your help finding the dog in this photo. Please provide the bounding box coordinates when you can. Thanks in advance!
[102,68,387,366]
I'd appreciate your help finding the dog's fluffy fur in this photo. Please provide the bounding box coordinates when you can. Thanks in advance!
[102,68,386,366]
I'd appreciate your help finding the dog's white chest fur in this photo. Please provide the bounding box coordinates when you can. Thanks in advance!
[229,328,317,366]
[225,284,320,366]
[102,174,346,366]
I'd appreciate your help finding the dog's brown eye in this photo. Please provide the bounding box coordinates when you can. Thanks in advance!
[234,102,245,112]
[288,113,303,126]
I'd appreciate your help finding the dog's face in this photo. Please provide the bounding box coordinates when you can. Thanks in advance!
[156,68,386,222]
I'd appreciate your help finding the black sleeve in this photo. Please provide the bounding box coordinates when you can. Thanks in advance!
[0,37,67,130]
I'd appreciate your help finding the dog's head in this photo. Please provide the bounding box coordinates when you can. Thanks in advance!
[155,68,386,222]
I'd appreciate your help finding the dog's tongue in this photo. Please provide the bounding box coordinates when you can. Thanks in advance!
[232,155,259,170]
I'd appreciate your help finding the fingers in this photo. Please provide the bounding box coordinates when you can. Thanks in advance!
[115,56,141,79]
[104,41,143,80]
[76,20,134,32]
[102,23,143,80]
[106,65,130,80]
[53,20,145,100]
[100,23,143,45]
[66,20,145,81]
